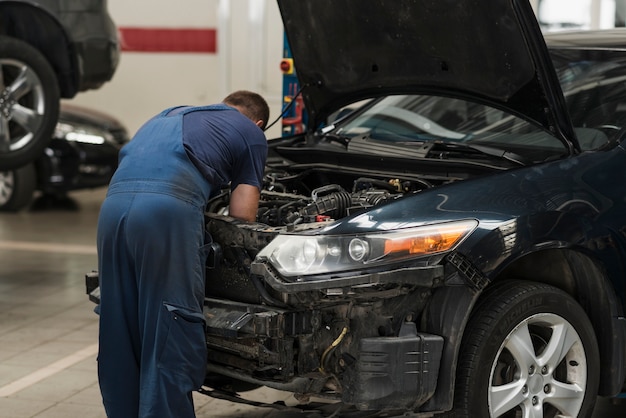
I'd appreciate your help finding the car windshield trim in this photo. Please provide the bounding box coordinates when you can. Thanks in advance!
[340,135,528,166]
[427,141,528,166]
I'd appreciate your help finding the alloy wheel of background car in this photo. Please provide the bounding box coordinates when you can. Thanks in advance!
[0,163,36,211]
[450,281,600,418]
[0,36,60,170]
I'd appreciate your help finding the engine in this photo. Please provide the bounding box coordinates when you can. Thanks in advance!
[206,169,431,227]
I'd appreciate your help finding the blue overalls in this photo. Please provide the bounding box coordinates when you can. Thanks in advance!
[96,106,214,417]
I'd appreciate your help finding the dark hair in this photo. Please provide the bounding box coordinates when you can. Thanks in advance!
[223,90,270,130]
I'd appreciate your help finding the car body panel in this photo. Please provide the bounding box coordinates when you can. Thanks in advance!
[58,103,127,136]
[0,103,126,210]
[0,0,119,170]
[0,0,119,96]
[278,0,576,148]
[37,103,128,194]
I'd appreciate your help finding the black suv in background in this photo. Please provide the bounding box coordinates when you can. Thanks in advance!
[0,0,119,170]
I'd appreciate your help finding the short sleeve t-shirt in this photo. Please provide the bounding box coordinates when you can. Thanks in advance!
[179,105,267,192]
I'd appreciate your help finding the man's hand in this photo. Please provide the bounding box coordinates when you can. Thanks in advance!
[229,184,260,222]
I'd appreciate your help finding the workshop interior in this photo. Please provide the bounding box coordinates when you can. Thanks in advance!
[2,1,626,417]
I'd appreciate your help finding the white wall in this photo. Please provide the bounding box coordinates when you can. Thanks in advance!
[66,0,284,138]
[533,0,623,30]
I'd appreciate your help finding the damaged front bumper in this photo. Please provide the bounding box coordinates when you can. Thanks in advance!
[204,261,446,411]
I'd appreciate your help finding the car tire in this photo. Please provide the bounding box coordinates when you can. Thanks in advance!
[449,280,600,418]
[0,36,60,170]
[0,163,36,212]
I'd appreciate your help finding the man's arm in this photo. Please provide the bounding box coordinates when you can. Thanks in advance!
[229,184,261,222]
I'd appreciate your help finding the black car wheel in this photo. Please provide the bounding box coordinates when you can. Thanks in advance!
[450,281,599,418]
[0,163,36,211]
[0,36,60,170]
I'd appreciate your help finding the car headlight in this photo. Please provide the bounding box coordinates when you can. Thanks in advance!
[54,122,115,145]
[256,219,478,278]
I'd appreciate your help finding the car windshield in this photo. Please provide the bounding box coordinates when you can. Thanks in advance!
[335,95,549,142]
[332,95,567,163]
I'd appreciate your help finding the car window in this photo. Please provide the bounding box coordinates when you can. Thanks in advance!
[551,49,626,146]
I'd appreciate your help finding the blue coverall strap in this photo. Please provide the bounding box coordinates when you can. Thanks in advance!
[158,105,190,116]
[181,104,233,114]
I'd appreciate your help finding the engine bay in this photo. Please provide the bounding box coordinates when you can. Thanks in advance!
[206,165,450,229]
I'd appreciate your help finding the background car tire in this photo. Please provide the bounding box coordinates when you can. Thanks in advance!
[449,280,600,418]
[0,163,36,211]
[0,36,60,170]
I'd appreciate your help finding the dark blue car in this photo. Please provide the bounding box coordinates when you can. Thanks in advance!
[88,0,626,416]
[0,103,128,211]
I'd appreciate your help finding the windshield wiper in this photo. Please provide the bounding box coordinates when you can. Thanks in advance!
[428,141,529,166]
[322,132,351,147]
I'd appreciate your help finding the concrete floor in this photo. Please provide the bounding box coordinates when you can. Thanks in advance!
[0,188,624,418]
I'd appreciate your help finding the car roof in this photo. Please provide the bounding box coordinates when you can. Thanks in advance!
[545,28,626,50]
[278,0,577,150]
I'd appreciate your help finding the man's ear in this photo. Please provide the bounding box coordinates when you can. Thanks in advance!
[255,120,264,129]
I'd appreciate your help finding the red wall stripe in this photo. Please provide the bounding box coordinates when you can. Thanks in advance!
[118,27,217,53]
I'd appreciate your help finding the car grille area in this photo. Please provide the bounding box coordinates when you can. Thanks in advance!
[203,298,444,411]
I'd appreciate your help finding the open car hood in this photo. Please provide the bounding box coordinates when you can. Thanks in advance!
[278,0,576,148]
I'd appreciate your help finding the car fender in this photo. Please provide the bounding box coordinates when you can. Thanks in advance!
[0,2,77,97]
[420,217,626,412]
[471,217,626,395]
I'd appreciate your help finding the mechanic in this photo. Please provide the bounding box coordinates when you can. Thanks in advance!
[95,90,269,417]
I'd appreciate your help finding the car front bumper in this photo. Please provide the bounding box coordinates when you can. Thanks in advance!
[204,296,444,411]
